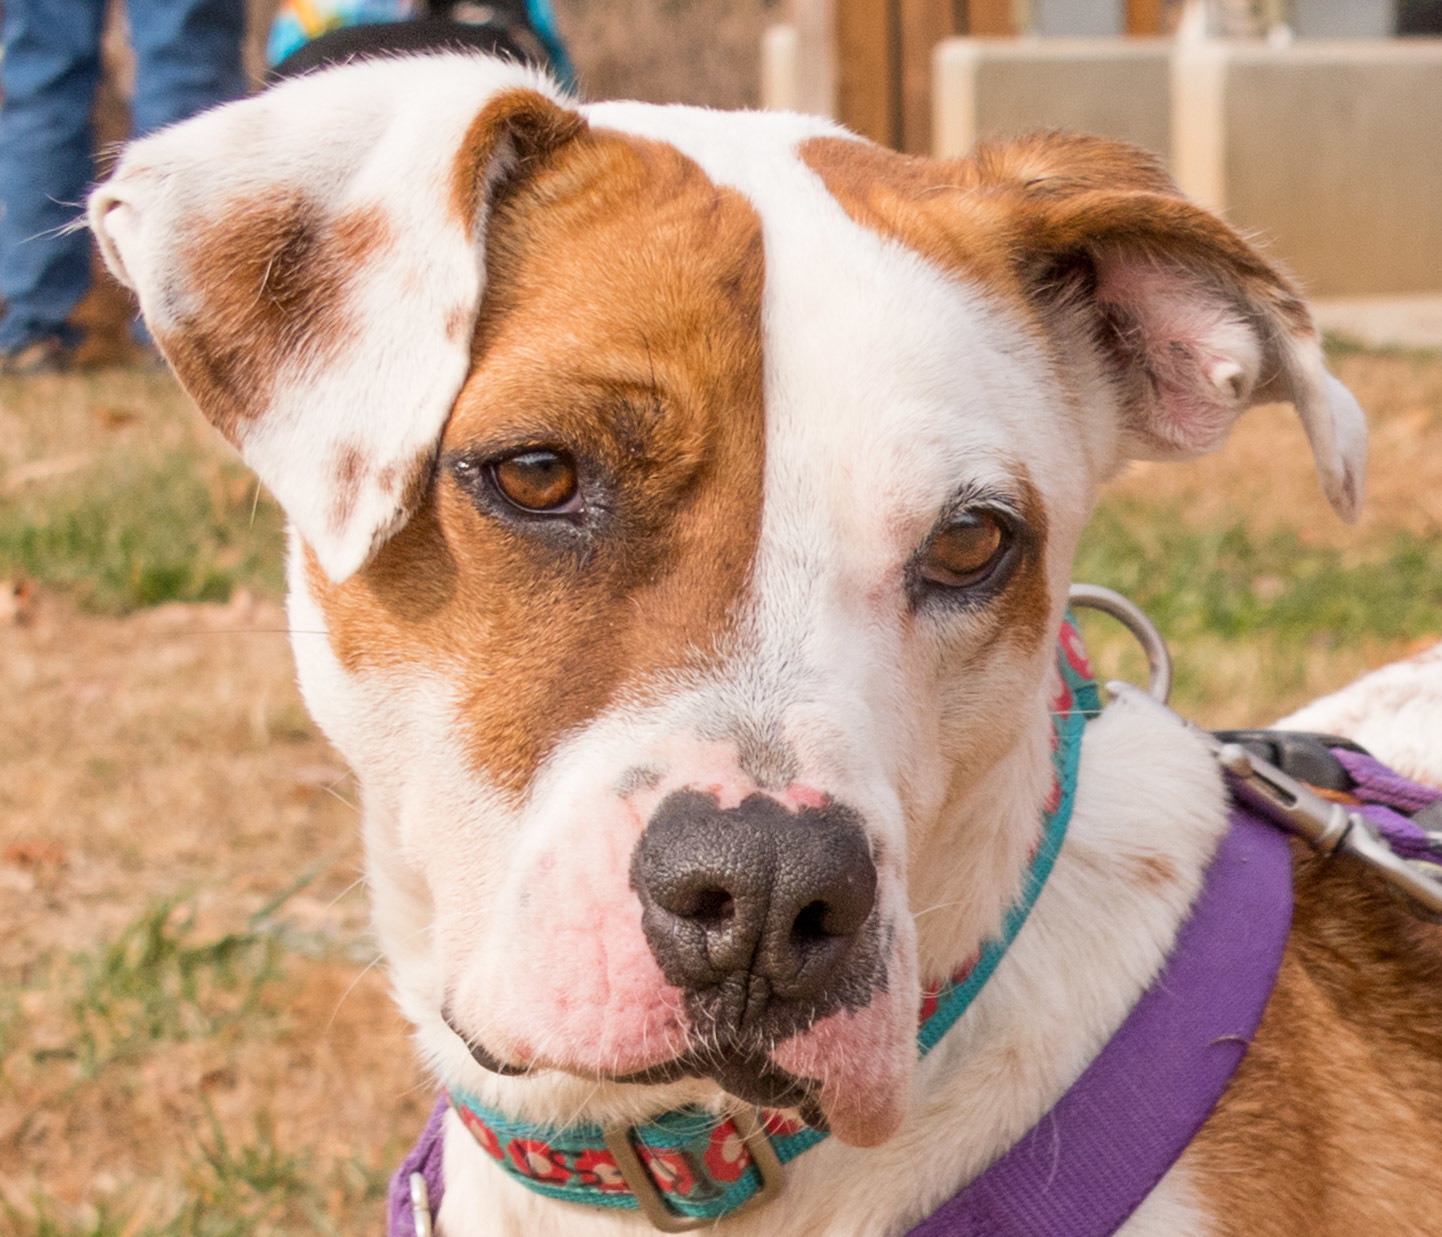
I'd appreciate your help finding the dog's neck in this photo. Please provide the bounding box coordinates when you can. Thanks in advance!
[910,661,1072,988]
[431,654,1231,1235]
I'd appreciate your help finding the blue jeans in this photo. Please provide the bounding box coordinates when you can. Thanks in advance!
[0,0,246,352]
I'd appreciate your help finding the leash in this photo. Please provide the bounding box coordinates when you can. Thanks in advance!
[389,589,1442,1235]
[1075,585,1442,921]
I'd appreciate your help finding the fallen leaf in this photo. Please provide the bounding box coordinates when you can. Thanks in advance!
[2,839,67,870]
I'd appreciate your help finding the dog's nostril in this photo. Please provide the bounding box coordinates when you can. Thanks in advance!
[671,886,736,925]
[790,899,831,947]
[789,876,875,951]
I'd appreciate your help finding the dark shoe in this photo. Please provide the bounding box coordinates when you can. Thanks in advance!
[0,336,75,376]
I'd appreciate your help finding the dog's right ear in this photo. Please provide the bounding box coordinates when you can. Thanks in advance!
[89,57,585,582]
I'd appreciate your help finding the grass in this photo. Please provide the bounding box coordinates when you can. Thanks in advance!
[1076,502,1442,646]
[1073,502,1442,722]
[0,450,284,614]
[1323,329,1442,366]
[44,899,282,1079]
[0,897,392,1237]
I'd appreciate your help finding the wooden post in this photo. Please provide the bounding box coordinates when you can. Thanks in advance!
[835,0,900,147]
[964,0,1016,34]
[831,0,1025,151]
[899,0,964,153]
[1125,0,1164,33]
[790,0,839,119]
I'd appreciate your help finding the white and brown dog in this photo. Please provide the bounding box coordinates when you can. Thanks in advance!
[88,55,1442,1236]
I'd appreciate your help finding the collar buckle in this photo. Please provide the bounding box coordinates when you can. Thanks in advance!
[602,1107,785,1233]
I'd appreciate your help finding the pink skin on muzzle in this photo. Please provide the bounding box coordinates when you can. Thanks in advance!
[451,748,907,1142]
[771,935,917,1147]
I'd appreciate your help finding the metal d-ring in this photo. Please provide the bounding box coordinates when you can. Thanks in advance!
[1067,582,1173,704]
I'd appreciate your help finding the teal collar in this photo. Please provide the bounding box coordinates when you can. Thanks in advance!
[447,618,1101,1228]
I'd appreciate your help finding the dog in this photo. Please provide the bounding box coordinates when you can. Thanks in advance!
[87,53,1442,1236]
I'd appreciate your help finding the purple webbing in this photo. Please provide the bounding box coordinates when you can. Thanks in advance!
[388,1096,448,1236]
[904,806,1293,1237]
[1334,749,1442,862]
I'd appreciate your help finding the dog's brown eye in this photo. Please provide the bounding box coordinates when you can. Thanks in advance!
[921,512,1008,587]
[490,450,579,512]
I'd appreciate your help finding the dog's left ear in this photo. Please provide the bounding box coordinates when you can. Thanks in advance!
[88,57,585,580]
[970,132,1366,520]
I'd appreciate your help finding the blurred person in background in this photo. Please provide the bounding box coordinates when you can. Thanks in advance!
[0,0,246,375]
[265,0,573,87]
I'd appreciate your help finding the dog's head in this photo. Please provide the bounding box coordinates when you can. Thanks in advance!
[90,56,1365,1146]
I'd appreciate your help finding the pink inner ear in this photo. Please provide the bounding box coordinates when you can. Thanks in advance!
[1096,257,1264,459]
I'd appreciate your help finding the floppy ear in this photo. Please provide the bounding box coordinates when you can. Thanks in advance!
[967,132,1366,520]
[89,55,584,581]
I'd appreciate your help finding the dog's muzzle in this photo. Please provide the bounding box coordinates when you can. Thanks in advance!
[630,789,879,1048]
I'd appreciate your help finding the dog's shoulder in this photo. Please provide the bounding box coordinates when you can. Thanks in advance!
[1183,843,1442,1235]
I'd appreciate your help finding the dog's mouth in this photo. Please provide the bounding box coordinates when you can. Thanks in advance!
[613,1045,827,1126]
[443,1008,828,1126]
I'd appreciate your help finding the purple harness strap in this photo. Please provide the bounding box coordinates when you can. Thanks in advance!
[389,1096,448,1237]
[1337,749,1442,862]
[905,805,1292,1236]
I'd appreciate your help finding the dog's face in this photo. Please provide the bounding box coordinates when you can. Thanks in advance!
[90,56,1365,1146]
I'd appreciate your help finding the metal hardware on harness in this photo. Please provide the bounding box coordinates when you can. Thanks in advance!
[602,1107,784,1232]
[1108,680,1442,920]
[409,1172,433,1237]
[1067,583,1173,704]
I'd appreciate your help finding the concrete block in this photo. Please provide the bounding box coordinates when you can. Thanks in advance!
[932,37,1171,159]
[1173,40,1442,295]
[1290,0,1395,38]
[760,17,836,118]
[1032,0,1126,36]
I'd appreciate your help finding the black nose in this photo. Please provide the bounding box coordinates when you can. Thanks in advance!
[630,790,878,1030]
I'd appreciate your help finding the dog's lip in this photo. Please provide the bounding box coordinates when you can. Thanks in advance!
[442,1009,828,1126]
[442,1008,529,1076]
[614,1047,828,1128]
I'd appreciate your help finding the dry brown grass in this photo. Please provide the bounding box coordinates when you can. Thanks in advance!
[0,373,425,1233]
[1,587,431,1232]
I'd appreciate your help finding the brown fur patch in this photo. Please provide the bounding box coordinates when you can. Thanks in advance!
[1186,845,1442,1233]
[1132,853,1179,893]
[158,200,392,444]
[328,443,368,536]
[308,127,767,795]
[799,131,1315,402]
[996,468,1051,661]
[443,303,472,344]
[450,90,589,230]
